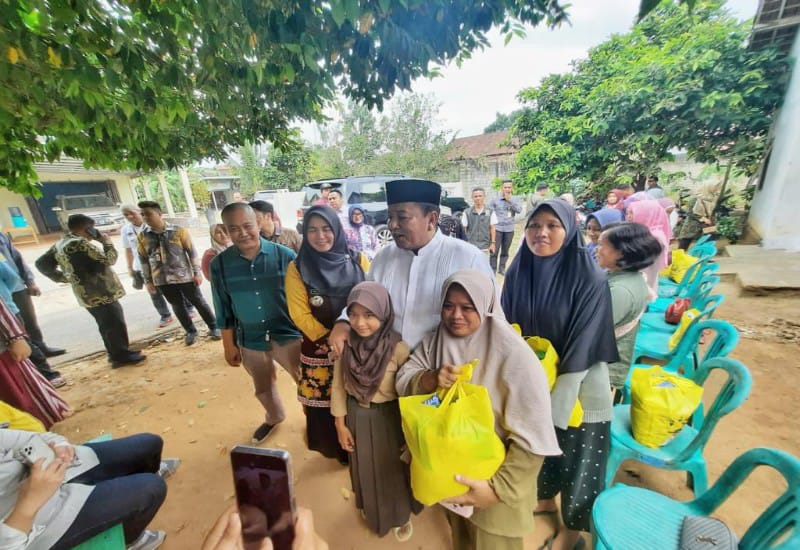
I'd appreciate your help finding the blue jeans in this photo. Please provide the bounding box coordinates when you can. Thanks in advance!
[51,434,167,548]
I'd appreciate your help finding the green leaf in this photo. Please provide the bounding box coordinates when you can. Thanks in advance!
[19,8,40,30]
[330,2,345,26]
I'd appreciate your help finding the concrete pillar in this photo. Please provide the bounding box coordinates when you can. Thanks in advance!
[157,173,176,217]
[178,168,198,219]
[749,34,800,251]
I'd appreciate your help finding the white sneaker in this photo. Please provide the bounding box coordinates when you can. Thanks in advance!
[126,529,166,550]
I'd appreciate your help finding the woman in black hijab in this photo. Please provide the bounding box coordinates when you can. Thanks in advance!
[286,205,368,464]
[501,199,618,550]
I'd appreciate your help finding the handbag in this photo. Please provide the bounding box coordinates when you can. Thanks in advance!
[665,297,691,324]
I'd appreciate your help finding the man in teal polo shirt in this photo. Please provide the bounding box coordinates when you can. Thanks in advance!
[211,203,302,444]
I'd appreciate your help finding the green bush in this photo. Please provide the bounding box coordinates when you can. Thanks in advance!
[716,215,743,243]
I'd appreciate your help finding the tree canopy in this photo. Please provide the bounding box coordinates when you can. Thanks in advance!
[312,93,452,180]
[235,137,314,195]
[511,1,788,194]
[483,109,525,133]
[1,0,568,196]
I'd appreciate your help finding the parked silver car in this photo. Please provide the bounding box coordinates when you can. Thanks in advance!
[52,193,125,233]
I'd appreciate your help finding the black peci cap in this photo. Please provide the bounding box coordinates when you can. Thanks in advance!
[386,179,441,205]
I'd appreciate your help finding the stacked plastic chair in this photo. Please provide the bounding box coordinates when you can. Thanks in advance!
[620,318,740,406]
[657,241,717,300]
[633,293,726,365]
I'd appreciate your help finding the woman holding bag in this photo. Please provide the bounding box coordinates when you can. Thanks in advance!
[396,269,560,550]
[501,199,619,550]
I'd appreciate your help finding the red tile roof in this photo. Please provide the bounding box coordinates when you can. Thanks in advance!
[446,130,517,160]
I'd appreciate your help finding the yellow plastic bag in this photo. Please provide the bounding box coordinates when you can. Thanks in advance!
[0,401,45,432]
[662,249,699,283]
[630,366,703,448]
[399,360,506,506]
[522,333,583,428]
[667,308,700,350]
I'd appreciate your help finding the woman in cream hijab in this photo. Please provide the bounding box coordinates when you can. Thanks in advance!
[677,181,721,250]
[396,269,560,550]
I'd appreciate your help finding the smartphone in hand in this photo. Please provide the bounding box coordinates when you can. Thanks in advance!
[230,446,296,550]
[86,227,101,239]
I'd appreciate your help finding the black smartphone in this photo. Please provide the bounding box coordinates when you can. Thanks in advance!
[230,446,296,550]
[86,227,100,239]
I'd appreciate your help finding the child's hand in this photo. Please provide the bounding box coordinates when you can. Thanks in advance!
[334,418,355,452]
[438,364,461,389]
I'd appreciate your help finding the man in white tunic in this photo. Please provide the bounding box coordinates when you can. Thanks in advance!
[330,179,494,352]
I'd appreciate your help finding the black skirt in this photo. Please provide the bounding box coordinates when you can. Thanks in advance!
[304,405,348,464]
[537,422,610,532]
[346,396,422,536]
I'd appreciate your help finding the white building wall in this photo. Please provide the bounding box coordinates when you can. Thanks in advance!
[749,34,800,252]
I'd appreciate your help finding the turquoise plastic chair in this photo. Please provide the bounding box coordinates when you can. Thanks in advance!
[633,294,725,364]
[687,234,713,255]
[593,447,800,550]
[621,318,739,406]
[606,357,752,496]
[647,273,720,314]
[640,280,721,333]
[73,434,126,550]
[658,257,718,299]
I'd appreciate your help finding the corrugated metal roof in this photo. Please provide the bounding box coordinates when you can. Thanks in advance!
[33,157,138,177]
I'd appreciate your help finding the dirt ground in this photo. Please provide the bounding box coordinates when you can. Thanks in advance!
[49,281,799,549]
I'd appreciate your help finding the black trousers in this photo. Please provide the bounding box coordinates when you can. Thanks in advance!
[158,282,216,333]
[86,301,132,362]
[52,434,167,548]
[489,230,515,272]
[12,289,46,349]
[12,312,60,379]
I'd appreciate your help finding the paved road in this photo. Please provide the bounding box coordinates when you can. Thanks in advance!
[13,229,217,367]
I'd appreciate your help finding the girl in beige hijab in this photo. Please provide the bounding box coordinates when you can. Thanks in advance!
[331,282,420,541]
[396,269,561,550]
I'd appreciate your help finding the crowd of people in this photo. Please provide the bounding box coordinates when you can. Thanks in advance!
[0,176,721,549]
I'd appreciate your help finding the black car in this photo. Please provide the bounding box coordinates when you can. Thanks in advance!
[297,175,467,246]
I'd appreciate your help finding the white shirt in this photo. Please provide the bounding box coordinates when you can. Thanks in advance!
[368,230,496,348]
[120,221,146,271]
[461,208,499,228]
[0,430,99,550]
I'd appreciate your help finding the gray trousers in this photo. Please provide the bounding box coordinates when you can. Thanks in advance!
[240,339,302,425]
